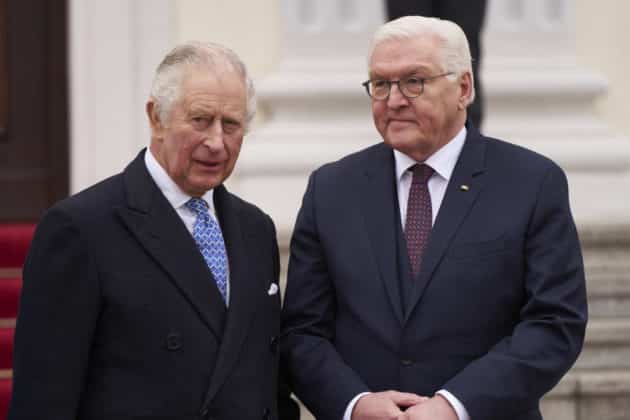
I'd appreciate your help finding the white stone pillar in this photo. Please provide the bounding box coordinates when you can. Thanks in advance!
[234,0,386,240]
[69,0,173,193]
[482,0,630,227]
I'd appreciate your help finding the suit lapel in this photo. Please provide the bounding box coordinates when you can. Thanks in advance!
[359,144,405,324]
[115,150,226,341]
[405,129,487,321]
[204,185,259,402]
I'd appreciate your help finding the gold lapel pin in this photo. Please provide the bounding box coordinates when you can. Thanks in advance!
[460,185,470,191]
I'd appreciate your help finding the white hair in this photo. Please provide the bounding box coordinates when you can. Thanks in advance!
[367,16,475,105]
[150,41,256,130]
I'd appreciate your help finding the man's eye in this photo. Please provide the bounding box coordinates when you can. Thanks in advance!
[222,120,240,133]
[191,117,210,129]
[405,77,422,86]
[372,80,387,88]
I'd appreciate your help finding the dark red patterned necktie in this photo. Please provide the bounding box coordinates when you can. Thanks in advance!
[404,164,434,278]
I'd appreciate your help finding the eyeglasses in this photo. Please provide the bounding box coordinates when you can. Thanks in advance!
[362,72,454,100]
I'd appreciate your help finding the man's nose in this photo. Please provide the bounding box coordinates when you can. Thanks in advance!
[203,120,225,150]
[387,82,409,108]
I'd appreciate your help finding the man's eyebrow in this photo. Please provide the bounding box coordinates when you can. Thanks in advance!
[369,65,434,79]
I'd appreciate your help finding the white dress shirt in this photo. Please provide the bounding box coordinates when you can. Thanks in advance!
[343,126,470,420]
[144,149,231,305]
[395,126,466,229]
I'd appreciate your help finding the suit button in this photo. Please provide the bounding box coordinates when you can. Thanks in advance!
[164,332,182,351]
[270,335,279,354]
[401,359,414,366]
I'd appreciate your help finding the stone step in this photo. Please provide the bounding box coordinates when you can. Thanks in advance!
[543,369,630,420]
[583,247,630,319]
[586,276,630,319]
[575,319,630,370]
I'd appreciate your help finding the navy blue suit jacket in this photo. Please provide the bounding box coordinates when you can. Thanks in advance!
[281,127,587,420]
[10,150,284,420]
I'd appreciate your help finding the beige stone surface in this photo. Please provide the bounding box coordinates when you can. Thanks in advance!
[541,397,577,420]
[576,0,630,142]
[580,395,630,420]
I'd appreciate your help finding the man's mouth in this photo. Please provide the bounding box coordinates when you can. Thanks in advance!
[195,160,223,169]
[388,119,416,128]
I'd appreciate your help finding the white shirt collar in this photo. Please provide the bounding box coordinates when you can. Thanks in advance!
[144,148,215,211]
[394,126,467,182]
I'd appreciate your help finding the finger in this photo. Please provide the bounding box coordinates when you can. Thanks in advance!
[380,395,406,416]
[400,396,430,411]
[353,393,404,420]
[388,391,426,407]
[396,412,410,420]
[385,404,405,419]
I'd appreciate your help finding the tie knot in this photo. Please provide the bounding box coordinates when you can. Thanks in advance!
[186,197,209,216]
[410,164,434,184]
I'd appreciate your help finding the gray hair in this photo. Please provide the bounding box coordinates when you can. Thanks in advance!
[150,41,256,129]
[367,16,475,105]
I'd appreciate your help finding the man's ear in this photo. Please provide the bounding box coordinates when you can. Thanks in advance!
[146,100,164,138]
[458,72,473,110]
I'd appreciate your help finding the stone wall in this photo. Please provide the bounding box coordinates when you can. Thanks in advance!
[541,225,630,420]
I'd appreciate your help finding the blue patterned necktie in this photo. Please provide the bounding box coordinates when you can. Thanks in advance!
[186,197,228,303]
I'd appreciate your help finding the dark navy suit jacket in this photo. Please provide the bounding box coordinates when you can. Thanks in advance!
[281,126,587,420]
[10,150,286,420]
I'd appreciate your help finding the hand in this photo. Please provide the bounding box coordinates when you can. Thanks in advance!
[397,395,458,420]
[352,390,428,420]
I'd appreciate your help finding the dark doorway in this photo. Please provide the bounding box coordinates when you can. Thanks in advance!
[0,0,69,221]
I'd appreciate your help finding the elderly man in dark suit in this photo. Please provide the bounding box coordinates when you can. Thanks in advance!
[10,41,298,420]
[281,16,587,420]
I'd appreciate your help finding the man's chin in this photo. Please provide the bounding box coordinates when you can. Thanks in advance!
[183,177,225,196]
[385,136,421,152]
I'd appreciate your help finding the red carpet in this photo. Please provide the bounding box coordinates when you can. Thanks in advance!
[0,224,35,268]
[0,223,34,420]
[0,279,21,320]
[0,330,13,371]
[0,378,11,420]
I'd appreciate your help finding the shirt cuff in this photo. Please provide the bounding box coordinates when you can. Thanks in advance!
[436,389,470,420]
[342,392,371,420]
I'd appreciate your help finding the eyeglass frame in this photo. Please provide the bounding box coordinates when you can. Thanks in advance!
[361,72,455,100]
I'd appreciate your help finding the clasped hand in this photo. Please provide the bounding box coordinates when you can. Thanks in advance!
[351,390,458,420]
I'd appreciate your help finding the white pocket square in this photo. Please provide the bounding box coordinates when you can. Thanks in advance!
[267,283,279,296]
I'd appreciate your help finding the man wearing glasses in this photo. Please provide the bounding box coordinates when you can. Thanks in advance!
[281,16,587,420]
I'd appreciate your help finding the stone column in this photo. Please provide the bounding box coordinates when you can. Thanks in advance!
[69,0,173,193]
[482,0,630,227]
